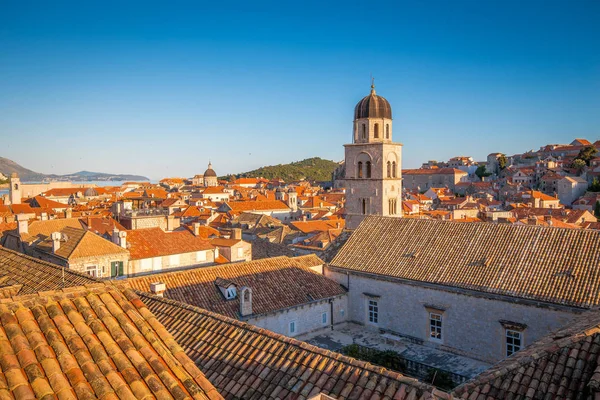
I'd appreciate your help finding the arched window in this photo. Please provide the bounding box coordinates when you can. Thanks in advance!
[392,161,397,178]
[366,161,371,178]
[386,124,390,139]
[362,124,366,139]
[387,161,391,178]
[362,199,367,215]
[374,123,379,138]
[357,162,363,178]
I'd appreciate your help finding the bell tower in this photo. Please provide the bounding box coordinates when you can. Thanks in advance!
[344,82,403,229]
[9,173,21,205]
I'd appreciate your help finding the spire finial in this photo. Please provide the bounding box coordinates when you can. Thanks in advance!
[370,75,376,94]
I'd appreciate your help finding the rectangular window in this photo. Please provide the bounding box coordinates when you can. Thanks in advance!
[506,330,522,356]
[86,265,97,277]
[368,300,378,324]
[430,313,442,341]
[110,261,124,278]
[289,321,297,335]
[322,312,327,325]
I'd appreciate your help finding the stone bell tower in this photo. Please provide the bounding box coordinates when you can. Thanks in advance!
[344,81,403,229]
[9,173,21,205]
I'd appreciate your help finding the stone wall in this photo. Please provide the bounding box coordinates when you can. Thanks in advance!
[120,216,167,230]
[326,267,580,363]
[248,295,348,338]
[129,249,215,276]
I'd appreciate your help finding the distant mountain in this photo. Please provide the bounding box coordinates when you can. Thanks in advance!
[229,157,341,182]
[0,157,149,182]
[0,157,46,181]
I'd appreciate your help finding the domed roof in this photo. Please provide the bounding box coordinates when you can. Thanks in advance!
[204,162,217,177]
[354,84,392,120]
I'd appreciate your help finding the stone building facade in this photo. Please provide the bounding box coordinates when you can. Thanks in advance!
[325,267,577,363]
[328,216,600,364]
[402,168,468,192]
[247,295,348,338]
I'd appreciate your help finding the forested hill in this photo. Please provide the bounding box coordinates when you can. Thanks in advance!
[230,157,341,182]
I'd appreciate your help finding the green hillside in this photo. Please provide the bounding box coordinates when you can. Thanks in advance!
[229,157,340,182]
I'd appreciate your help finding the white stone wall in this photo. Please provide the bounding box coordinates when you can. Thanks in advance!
[248,296,348,338]
[129,249,215,276]
[325,268,579,363]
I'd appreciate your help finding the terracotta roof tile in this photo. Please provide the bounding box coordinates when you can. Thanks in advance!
[225,201,290,212]
[0,283,221,399]
[139,293,448,400]
[127,256,345,319]
[34,226,128,260]
[331,216,600,308]
[0,247,98,295]
[127,227,213,260]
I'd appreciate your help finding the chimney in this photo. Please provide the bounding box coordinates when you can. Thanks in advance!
[166,215,177,231]
[544,215,553,225]
[118,231,127,249]
[51,232,61,253]
[336,222,341,229]
[112,228,120,245]
[65,208,72,219]
[193,222,201,237]
[240,287,252,317]
[527,216,538,226]
[302,215,307,222]
[16,214,28,235]
[232,228,242,240]
[87,216,92,228]
[150,282,166,297]
[40,212,48,221]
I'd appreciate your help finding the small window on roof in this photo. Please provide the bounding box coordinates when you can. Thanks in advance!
[226,286,237,299]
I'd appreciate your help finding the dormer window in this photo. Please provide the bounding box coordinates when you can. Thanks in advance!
[226,286,237,299]
[215,277,237,300]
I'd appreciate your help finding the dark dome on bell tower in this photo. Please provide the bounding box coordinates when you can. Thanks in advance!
[354,83,392,120]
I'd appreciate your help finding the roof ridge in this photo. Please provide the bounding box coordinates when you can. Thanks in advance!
[1,281,127,303]
[127,255,292,281]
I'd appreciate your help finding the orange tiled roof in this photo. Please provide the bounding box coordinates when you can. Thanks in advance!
[140,292,445,399]
[80,215,127,236]
[0,282,221,399]
[290,219,344,234]
[9,204,36,215]
[127,227,213,260]
[0,247,98,293]
[34,226,128,260]
[42,187,85,197]
[201,186,228,194]
[331,216,600,308]
[127,256,345,319]
[27,195,69,209]
[225,200,290,211]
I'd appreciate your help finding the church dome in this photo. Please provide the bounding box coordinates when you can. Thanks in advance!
[354,84,392,120]
[204,162,217,177]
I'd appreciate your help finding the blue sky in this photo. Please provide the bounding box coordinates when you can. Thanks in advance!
[1,0,599,180]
